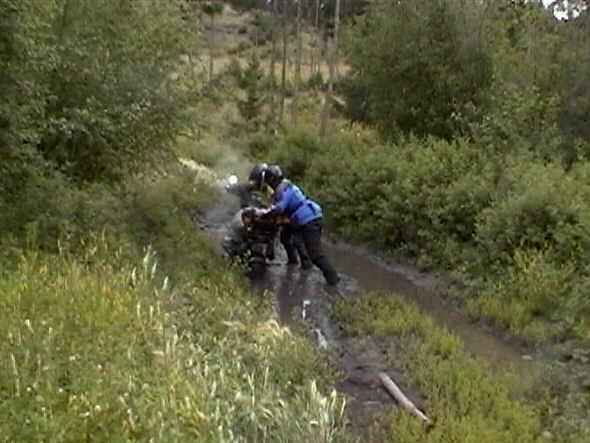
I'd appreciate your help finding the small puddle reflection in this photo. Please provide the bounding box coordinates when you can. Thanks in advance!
[250,265,317,324]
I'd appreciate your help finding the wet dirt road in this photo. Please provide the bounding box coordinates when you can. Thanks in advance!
[246,238,539,435]
[252,238,536,374]
[323,240,537,376]
[203,214,538,435]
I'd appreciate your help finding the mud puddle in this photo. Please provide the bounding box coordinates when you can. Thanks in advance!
[323,239,538,378]
[200,213,405,433]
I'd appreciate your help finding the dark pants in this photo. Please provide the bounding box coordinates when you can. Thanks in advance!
[280,225,311,268]
[265,237,276,261]
[294,219,339,285]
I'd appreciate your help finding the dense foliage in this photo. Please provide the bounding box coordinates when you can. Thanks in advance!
[0,0,203,246]
[258,0,590,344]
[341,0,590,150]
[1,0,197,190]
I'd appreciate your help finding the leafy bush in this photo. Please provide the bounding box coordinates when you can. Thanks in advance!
[470,84,563,160]
[343,0,492,140]
[3,0,198,185]
[303,135,492,262]
[225,57,244,85]
[266,128,325,182]
[0,169,128,253]
[467,249,573,342]
[246,131,276,158]
[237,56,266,128]
[306,72,325,90]
[475,160,589,268]
[563,271,590,342]
[122,167,219,282]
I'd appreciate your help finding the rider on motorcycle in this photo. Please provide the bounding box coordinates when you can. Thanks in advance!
[225,163,311,268]
[224,163,275,260]
[225,163,268,208]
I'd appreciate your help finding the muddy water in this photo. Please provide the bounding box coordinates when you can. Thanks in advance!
[250,237,541,434]
[251,237,537,377]
[322,240,537,377]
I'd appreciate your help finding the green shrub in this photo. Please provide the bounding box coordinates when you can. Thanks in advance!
[373,138,490,256]
[467,249,573,342]
[470,84,563,160]
[476,160,589,268]
[246,131,276,158]
[237,56,266,128]
[266,128,325,182]
[0,169,130,254]
[304,135,492,261]
[564,272,590,342]
[122,168,219,281]
[225,57,244,85]
[306,72,325,90]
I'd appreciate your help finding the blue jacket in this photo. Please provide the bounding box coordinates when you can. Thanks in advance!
[271,180,322,227]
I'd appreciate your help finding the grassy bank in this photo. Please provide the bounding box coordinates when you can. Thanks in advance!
[334,293,589,443]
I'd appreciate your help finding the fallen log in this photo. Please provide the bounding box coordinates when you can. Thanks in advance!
[378,372,432,425]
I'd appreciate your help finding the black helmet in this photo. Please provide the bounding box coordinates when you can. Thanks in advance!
[264,164,284,189]
[248,162,268,189]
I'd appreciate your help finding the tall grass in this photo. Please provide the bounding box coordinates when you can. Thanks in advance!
[0,234,352,442]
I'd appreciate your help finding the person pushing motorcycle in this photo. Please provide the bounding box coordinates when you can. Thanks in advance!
[249,164,340,286]
[226,163,310,267]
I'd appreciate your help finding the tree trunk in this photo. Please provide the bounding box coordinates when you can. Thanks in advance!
[319,0,340,137]
[291,0,302,124]
[279,0,288,123]
[314,0,320,75]
[209,13,215,82]
[332,0,341,84]
[269,0,278,123]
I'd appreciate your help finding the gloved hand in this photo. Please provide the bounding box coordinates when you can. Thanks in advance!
[242,206,271,219]
[242,207,256,218]
[253,207,271,218]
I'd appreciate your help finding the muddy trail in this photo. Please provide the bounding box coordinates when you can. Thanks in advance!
[199,210,539,436]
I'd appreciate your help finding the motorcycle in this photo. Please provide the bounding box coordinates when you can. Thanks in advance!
[221,175,288,274]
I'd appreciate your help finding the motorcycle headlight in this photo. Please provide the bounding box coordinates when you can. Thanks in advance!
[227,174,238,186]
